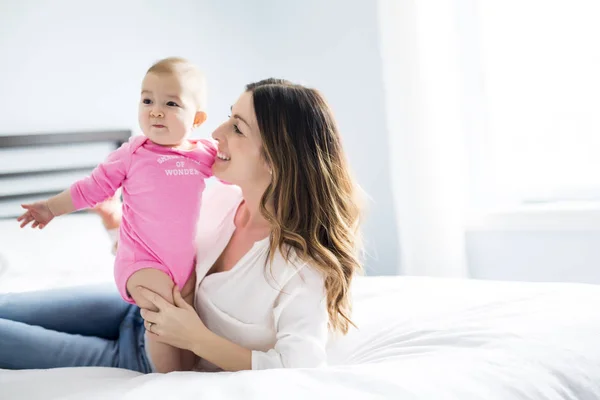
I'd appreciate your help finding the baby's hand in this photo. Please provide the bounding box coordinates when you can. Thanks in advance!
[17,200,54,229]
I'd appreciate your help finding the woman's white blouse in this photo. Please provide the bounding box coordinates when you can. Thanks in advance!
[193,182,329,371]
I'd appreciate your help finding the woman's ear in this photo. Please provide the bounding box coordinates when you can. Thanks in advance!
[193,111,207,127]
[264,160,273,176]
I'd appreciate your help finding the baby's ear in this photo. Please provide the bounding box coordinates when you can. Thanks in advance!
[193,111,207,127]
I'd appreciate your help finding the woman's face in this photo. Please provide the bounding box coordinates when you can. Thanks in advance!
[211,91,271,188]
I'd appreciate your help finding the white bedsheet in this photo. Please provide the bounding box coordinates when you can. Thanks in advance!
[2,276,600,399]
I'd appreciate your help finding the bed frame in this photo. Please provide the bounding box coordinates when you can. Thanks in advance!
[0,130,131,219]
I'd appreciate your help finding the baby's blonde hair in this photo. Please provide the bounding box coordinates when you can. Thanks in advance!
[146,57,207,111]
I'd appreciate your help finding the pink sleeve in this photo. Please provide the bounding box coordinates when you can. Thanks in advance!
[195,139,232,185]
[70,141,132,210]
[195,138,218,178]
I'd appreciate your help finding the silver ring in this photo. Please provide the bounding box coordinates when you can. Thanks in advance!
[147,322,153,332]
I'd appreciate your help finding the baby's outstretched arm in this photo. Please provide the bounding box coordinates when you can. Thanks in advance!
[19,137,134,230]
[17,189,75,229]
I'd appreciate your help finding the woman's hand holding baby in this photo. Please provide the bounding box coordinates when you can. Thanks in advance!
[139,285,207,352]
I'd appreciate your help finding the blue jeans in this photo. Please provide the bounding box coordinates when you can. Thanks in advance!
[0,283,153,373]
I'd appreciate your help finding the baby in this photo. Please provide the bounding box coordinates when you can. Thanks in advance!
[17,57,216,371]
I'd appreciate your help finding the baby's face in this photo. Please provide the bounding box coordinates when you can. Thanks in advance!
[138,72,203,147]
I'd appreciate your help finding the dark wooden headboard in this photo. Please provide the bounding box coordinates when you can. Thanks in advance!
[0,130,131,219]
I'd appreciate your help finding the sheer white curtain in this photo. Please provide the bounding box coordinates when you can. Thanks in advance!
[378,0,600,277]
[377,0,470,277]
[477,1,600,206]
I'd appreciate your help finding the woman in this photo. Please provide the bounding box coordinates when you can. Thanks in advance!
[0,79,363,373]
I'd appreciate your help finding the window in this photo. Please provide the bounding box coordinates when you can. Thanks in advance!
[477,1,600,205]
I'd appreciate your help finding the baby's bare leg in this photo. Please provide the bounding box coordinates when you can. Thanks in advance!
[127,269,181,373]
[180,272,196,306]
[179,274,198,371]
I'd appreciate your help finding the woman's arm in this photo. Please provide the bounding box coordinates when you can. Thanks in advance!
[246,266,329,370]
[192,330,251,371]
[138,286,251,371]
[139,266,328,372]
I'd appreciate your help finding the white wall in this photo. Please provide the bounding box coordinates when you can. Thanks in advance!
[467,230,600,284]
[0,0,265,136]
[0,0,398,275]
[466,206,600,284]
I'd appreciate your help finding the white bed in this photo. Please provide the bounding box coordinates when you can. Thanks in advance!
[1,214,600,399]
[2,133,600,399]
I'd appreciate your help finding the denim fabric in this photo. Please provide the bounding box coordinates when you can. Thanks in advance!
[0,283,152,373]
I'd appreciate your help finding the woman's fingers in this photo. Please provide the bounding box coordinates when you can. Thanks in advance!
[172,286,191,309]
[144,320,161,337]
[140,308,159,323]
[137,287,170,310]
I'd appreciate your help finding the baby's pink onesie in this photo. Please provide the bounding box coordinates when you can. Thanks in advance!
[70,135,216,304]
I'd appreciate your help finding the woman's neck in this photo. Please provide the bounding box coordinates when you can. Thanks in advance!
[237,184,272,231]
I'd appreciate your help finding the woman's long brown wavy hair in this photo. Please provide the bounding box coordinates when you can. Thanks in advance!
[246,79,363,334]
